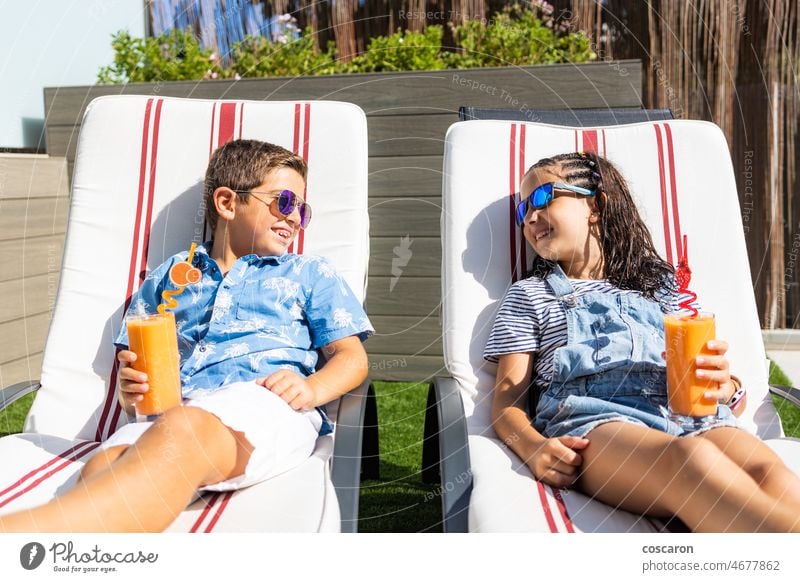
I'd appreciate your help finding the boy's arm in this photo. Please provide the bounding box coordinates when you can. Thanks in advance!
[308,336,369,406]
[257,336,368,410]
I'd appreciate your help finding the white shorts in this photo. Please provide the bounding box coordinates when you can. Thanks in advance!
[97,381,322,492]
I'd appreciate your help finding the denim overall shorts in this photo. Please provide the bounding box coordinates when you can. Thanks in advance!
[532,265,738,439]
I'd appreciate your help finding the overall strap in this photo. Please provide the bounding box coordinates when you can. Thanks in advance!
[545,263,575,298]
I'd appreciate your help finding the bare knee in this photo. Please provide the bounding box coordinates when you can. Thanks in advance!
[80,445,129,481]
[666,437,724,481]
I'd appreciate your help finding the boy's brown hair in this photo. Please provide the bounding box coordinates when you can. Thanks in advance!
[203,139,307,230]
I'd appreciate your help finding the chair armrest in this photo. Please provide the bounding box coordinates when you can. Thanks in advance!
[769,384,800,409]
[331,379,379,533]
[422,376,472,533]
[0,381,41,412]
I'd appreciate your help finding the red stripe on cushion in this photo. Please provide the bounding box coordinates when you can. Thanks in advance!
[518,124,527,276]
[218,103,237,146]
[288,104,302,254]
[582,130,598,153]
[574,129,579,152]
[509,124,519,282]
[297,103,311,255]
[601,129,607,156]
[238,102,244,139]
[204,491,234,532]
[654,125,673,264]
[536,481,558,532]
[97,98,156,441]
[551,486,575,533]
[138,98,165,287]
[190,492,220,533]
[209,102,217,155]
[0,442,100,508]
[0,441,97,499]
[664,123,683,260]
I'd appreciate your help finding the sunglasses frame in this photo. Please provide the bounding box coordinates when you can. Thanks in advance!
[515,182,596,226]
[235,188,312,229]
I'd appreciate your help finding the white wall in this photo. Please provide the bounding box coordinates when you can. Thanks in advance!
[0,0,146,149]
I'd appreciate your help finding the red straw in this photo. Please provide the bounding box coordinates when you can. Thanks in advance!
[676,235,698,317]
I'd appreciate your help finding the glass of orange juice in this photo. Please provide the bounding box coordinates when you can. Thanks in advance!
[126,312,182,422]
[664,312,718,430]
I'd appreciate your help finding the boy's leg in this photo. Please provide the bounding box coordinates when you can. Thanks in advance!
[697,427,800,509]
[78,445,130,483]
[0,406,252,533]
[576,421,800,532]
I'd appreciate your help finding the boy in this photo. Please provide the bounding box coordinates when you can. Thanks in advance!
[0,140,372,532]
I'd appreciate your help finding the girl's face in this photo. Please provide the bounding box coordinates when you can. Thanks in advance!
[519,165,604,278]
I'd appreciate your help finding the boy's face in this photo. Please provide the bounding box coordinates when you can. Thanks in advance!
[224,167,307,257]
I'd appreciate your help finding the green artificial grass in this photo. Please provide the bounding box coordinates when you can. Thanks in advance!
[0,392,35,437]
[769,360,800,438]
[358,381,441,533]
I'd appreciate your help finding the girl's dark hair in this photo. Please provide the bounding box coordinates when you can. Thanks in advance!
[527,151,676,299]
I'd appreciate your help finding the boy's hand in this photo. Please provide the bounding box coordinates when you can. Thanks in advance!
[117,350,148,415]
[256,370,315,411]
[696,340,736,404]
[527,436,589,488]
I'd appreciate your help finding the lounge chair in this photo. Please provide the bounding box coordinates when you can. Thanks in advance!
[0,95,375,532]
[428,116,800,532]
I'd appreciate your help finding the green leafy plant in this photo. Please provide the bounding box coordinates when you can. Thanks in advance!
[98,29,223,84]
[346,26,446,73]
[97,5,595,84]
[446,3,595,69]
[228,31,339,79]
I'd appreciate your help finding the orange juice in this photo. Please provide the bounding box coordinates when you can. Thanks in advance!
[126,312,182,419]
[664,313,717,418]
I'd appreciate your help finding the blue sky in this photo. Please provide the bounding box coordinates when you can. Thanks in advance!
[0,0,145,148]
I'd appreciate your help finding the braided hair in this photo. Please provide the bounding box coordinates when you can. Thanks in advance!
[527,151,676,299]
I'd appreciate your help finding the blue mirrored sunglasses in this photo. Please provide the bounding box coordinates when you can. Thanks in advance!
[515,182,596,226]
[237,189,312,229]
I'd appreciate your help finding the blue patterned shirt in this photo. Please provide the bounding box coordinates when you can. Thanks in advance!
[115,241,374,434]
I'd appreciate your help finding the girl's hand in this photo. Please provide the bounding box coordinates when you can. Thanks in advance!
[528,436,590,488]
[256,370,316,411]
[117,350,148,415]
[696,340,736,403]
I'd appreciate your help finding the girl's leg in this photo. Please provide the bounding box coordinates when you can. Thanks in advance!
[697,427,800,509]
[576,421,800,532]
[0,405,253,532]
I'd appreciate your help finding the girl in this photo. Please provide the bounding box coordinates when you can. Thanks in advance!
[485,151,800,532]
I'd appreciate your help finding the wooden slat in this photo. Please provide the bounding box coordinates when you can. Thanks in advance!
[366,276,440,316]
[0,198,69,241]
[0,235,65,283]
[367,314,443,356]
[0,353,43,391]
[369,155,443,197]
[0,274,56,324]
[367,354,444,382]
[0,313,50,363]
[369,237,440,279]
[368,197,441,236]
[44,61,643,127]
[0,156,70,199]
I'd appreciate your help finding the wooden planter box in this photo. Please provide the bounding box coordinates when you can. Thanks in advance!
[37,60,643,383]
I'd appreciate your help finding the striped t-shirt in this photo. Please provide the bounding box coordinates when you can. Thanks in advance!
[483,276,696,393]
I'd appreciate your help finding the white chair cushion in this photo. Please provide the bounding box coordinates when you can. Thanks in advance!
[1,96,368,531]
[442,119,792,532]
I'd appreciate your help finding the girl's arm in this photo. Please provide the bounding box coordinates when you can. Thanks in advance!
[492,352,589,488]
